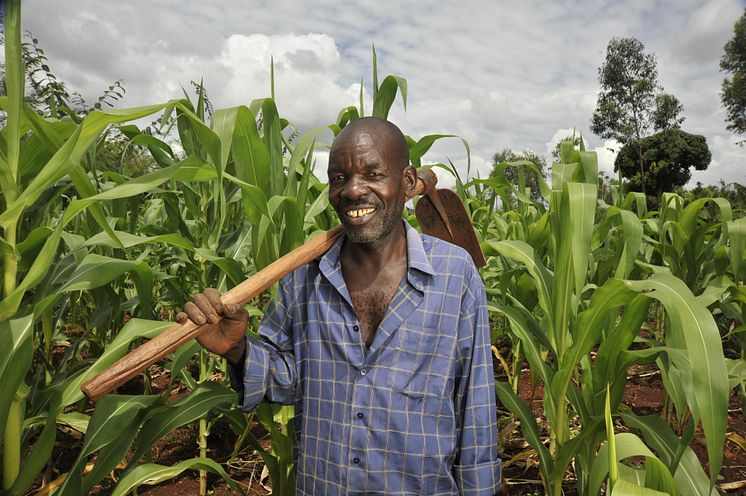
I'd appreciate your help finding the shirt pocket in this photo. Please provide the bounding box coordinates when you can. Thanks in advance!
[388,324,455,399]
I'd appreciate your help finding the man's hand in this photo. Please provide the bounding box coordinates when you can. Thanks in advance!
[176,288,248,367]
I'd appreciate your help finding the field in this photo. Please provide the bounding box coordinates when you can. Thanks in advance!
[2,2,746,495]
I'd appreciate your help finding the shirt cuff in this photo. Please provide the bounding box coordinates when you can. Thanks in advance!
[226,335,269,412]
[453,458,503,495]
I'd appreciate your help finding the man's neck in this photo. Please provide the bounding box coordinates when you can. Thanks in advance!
[340,221,408,275]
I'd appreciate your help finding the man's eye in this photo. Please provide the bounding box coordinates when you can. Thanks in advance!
[330,175,344,183]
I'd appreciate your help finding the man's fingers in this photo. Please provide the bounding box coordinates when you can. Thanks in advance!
[223,303,248,321]
[175,312,188,324]
[204,288,224,314]
[194,293,220,324]
[183,301,207,325]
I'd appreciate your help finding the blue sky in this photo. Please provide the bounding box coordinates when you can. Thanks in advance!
[21,0,746,188]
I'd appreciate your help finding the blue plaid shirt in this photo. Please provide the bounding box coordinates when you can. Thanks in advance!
[234,222,502,495]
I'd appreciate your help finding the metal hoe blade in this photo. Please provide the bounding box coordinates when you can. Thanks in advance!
[415,188,486,268]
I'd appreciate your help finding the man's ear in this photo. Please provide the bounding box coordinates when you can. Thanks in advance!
[403,164,417,199]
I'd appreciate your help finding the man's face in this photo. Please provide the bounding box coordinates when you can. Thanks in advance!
[327,128,410,245]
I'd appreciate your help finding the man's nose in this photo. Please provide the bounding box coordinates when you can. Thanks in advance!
[341,176,368,199]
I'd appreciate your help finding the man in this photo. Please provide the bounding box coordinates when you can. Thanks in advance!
[178,117,502,495]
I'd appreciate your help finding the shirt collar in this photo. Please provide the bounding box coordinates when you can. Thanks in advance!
[319,221,435,292]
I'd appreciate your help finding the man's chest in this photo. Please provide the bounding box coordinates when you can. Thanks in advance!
[292,272,463,365]
[348,285,397,347]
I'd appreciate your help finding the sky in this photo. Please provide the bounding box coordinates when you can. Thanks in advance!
[19,0,746,189]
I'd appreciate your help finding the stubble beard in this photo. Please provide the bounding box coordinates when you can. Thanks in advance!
[344,198,404,246]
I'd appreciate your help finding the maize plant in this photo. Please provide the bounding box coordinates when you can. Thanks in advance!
[488,142,732,495]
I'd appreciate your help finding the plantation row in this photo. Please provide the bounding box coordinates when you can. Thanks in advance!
[2,5,746,496]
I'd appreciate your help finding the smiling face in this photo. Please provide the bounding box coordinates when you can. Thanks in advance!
[328,118,415,246]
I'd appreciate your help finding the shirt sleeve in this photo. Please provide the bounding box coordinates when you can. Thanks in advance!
[228,274,298,412]
[453,262,503,495]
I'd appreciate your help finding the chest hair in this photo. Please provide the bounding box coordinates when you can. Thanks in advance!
[349,285,398,347]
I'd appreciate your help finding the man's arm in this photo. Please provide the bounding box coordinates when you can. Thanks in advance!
[453,264,503,495]
[179,277,298,412]
[229,274,297,411]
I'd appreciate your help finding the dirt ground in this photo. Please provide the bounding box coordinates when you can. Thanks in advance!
[30,359,746,495]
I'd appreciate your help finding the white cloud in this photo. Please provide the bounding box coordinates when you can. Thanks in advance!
[20,0,746,192]
[672,0,743,64]
[592,140,623,178]
[690,134,745,186]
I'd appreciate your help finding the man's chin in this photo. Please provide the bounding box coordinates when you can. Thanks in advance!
[344,219,403,245]
[344,227,382,244]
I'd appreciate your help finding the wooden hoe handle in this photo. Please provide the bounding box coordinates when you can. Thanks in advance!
[80,169,438,401]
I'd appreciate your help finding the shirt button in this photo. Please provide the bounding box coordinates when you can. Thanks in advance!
[352,325,359,332]
[353,457,360,464]
[360,369,367,376]
[356,412,364,419]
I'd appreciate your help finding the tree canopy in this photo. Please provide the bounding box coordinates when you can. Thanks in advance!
[614,129,711,199]
[591,37,685,196]
[721,9,746,139]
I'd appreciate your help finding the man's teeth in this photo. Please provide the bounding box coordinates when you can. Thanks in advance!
[348,208,375,218]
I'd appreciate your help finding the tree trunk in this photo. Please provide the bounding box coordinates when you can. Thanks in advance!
[636,141,646,197]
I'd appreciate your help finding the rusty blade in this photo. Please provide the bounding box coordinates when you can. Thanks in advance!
[415,188,486,267]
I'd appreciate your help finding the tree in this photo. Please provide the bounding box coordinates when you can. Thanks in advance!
[721,9,746,139]
[490,148,547,201]
[652,93,685,131]
[614,129,710,199]
[591,37,684,196]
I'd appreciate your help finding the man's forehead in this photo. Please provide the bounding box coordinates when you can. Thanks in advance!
[332,127,385,151]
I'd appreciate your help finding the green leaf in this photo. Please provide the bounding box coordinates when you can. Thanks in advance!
[0,103,171,229]
[57,394,162,496]
[0,0,23,198]
[644,456,680,496]
[290,127,326,218]
[606,388,619,490]
[68,164,124,249]
[589,432,659,495]
[62,155,211,224]
[591,295,651,414]
[60,319,172,406]
[0,221,64,320]
[728,217,746,282]
[551,161,577,192]
[492,305,556,414]
[619,412,718,496]
[261,99,285,196]
[58,412,91,434]
[483,240,553,333]
[565,182,596,300]
[57,254,146,292]
[495,381,553,482]
[624,274,728,484]
[410,134,459,167]
[232,105,271,195]
[0,314,33,446]
[167,340,201,382]
[111,458,242,496]
[616,210,644,278]
[610,479,669,496]
[372,75,407,119]
[129,382,236,463]
[211,107,238,172]
[83,230,194,251]
[194,248,246,286]
[223,171,269,225]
